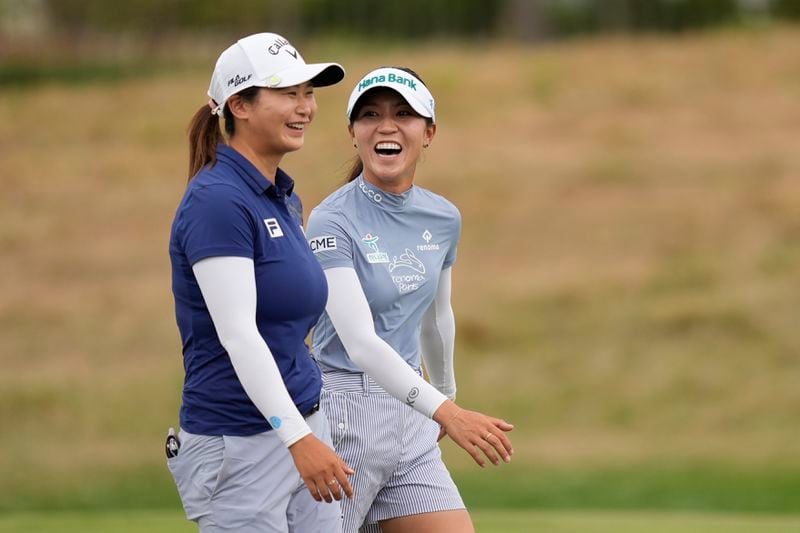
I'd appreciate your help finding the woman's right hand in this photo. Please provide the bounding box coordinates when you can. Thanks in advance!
[288,434,354,502]
[433,400,514,467]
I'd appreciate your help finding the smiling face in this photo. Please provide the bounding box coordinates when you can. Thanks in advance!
[229,81,317,157]
[349,88,436,194]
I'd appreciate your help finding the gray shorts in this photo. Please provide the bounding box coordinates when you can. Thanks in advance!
[167,410,342,533]
[322,371,465,532]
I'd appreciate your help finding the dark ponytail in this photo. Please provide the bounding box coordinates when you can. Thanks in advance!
[344,66,431,183]
[187,106,223,181]
[186,86,262,182]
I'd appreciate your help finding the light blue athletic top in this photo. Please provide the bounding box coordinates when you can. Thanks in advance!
[307,174,461,373]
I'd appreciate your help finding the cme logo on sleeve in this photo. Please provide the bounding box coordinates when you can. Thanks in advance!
[264,218,284,238]
[309,235,337,254]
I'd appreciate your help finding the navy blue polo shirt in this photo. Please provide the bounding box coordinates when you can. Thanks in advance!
[169,144,327,436]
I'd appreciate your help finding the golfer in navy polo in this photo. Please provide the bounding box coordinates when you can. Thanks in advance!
[167,32,351,533]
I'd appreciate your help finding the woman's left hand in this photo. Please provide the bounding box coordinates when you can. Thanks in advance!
[433,400,514,467]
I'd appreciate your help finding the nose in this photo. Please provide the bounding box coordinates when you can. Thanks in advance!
[377,115,398,133]
[297,94,316,117]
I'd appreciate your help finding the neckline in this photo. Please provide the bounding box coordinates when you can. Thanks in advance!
[356,175,413,212]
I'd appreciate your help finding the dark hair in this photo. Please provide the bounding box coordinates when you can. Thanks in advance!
[187,86,261,181]
[344,67,433,183]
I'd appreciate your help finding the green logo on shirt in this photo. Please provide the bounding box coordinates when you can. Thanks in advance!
[362,233,389,264]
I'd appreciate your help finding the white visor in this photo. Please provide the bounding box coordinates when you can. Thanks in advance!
[346,67,435,123]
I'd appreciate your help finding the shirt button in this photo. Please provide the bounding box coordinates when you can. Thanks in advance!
[337,422,345,430]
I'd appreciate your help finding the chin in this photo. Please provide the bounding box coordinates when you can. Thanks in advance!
[284,139,304,153]
[369,169,400,182]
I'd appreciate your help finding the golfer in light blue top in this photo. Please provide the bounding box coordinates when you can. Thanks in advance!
[307,67,515,533]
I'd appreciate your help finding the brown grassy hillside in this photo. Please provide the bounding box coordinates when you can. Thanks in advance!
[1,28,799,497]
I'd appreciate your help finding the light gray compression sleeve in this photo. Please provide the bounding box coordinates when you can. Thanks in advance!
[420,267,457,400]
[324,267,448,418]
[193,256,312,447]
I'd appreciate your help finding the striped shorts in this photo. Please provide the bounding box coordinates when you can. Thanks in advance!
[322,370,465,532]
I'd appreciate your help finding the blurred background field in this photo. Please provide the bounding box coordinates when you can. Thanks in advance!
[1,1,800,531]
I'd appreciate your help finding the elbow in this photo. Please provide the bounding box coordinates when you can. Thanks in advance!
[217,328,256,361]
[218,336,242,359]
[342,334,379,370]
[346,343,369,369]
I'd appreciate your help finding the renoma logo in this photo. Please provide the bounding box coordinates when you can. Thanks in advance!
[388,249,425,274]
[388,249,426,294]
[417,229,440,252]
[361,233,389,264]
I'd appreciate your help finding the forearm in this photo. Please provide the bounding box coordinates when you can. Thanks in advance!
[218,327,312,446]
[420,267,457,400]
[193,256,311,446]
[324,267,448,418]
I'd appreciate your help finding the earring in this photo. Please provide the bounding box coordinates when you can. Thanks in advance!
[423,143,429,148]
[353,143,357,148]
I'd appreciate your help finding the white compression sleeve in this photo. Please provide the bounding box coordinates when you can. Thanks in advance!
[324,267,448,418]
[420,267,457,400]
[193,256,312,447]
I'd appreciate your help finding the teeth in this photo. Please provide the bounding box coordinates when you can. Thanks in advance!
[287,123,305,130]
[376,142,401,150]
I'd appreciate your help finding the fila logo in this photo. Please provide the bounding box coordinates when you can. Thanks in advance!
[264,218,284,238]
[309,235,337,254]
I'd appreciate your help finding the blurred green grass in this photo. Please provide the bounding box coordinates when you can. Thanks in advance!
[1,27,799,513]
[2,509,800,533]
[3,463,799,514]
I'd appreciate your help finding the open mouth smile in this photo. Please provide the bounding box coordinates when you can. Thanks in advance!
[375,142,402,156]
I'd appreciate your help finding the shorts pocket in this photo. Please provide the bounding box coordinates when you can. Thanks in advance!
[321,390,349,449]
[167,432,224,522]
[209,441,259,531]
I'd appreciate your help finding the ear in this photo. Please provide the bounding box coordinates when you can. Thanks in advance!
[348,124,356,142]
[227,94,251,121]
[423,123,437,147]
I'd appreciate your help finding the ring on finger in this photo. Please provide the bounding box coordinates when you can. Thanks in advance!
[327,479,338,486]
[484,432,493,441]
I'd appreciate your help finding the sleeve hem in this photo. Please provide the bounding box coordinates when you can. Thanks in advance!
[188,246,253,265]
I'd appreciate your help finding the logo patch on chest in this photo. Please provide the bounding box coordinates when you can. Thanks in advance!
[417,228,441,251]
[361,233,389,264]
[388,248,426,274]
[264,218,284,238]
